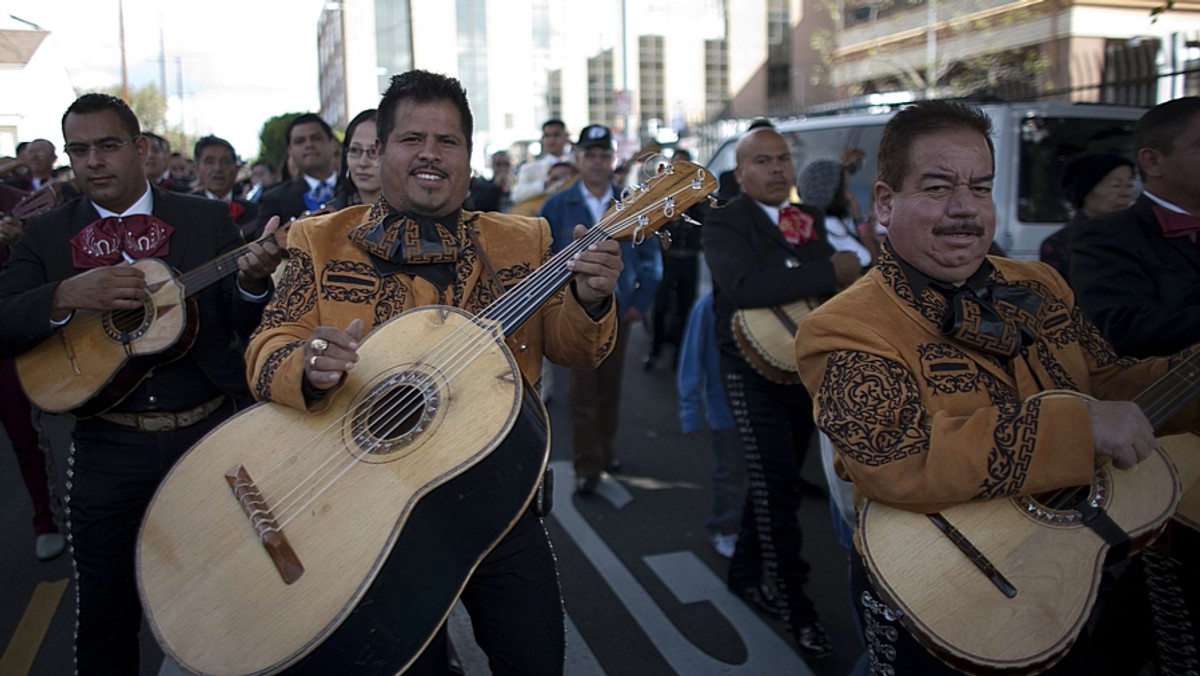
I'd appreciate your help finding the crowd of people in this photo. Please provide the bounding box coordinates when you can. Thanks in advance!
[0,74,1198,675]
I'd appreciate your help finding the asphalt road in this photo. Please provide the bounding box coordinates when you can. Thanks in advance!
[0,325,865,675]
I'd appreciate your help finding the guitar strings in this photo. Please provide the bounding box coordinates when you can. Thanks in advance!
[262,180,686,525]
[259,169,709,528]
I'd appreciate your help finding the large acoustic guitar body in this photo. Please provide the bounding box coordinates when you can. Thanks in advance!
[860,448,1180,674]
[137,306,547,675]
[15,257,197,416]
[731,298,822,384]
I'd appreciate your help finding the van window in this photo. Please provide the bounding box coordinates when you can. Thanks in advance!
[1017,115,1138,223]
[707,123,887,212]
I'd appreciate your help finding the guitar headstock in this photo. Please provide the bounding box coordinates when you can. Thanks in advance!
[599,160,717,243]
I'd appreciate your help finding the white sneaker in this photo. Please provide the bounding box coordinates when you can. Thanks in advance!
[710,532,737,559]
[36,533,65,561]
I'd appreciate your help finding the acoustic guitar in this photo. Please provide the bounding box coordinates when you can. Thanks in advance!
[732,298,824,384]
[136,162,717,675]
[858,349,1200,674]
[8,182,59,220]
[15,226,287,418]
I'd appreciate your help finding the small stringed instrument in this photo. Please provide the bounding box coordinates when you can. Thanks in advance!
[136,161,717,675]
[858,349,1200,674]
[15,226,287,417]
[732,298,824,384]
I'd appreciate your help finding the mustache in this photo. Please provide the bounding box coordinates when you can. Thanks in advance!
[933,222,985,237]
[409,162,446,177]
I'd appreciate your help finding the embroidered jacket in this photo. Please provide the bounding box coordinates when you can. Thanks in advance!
[247,204,617,411]
[795,244,1199,514]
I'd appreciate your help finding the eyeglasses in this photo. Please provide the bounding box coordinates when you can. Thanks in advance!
[346,145,378,160]
[64,137,138,160]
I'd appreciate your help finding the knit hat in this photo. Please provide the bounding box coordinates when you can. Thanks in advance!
[1060,152,1134,209]
[797,159,844,210]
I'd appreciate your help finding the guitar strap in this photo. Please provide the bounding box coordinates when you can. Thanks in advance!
[1076,500,1132,563]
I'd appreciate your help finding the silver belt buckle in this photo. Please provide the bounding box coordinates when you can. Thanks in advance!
[139,415,178,433]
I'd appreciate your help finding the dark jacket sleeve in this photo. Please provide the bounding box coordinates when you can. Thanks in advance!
[1070,201,1200,358]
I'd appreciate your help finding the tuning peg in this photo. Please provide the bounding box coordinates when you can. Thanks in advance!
[680,213,701,227]
[655,229,673,251]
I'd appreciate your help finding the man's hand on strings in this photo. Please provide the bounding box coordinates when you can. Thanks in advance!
[237,216,285,294]
[567,224,623,311]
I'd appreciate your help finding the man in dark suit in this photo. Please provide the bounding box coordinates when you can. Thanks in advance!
[0,93,282,674]
[702,126,860,659]
[540,123,662,494]
[257,113,339,225]
[4,138,57,192]
[193,135,261,240]
[1071,96,1200,359]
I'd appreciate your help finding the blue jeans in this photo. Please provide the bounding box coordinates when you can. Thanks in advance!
[706,428,745,533]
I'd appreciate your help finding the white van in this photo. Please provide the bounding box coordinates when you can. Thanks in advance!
[704,101,1146,260]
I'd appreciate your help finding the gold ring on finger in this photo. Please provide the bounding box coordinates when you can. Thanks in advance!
[309,355,320,368]
[311,338,329,355]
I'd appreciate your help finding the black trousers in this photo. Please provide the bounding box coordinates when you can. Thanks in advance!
[68,401,235,675]
[720,352,819,628]
[405,509,565,676]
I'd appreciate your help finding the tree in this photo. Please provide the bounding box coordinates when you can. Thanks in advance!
[95,83,198,156]
[257,112,304,170]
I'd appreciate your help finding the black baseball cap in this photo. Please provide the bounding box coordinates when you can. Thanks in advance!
[576,124,614,150]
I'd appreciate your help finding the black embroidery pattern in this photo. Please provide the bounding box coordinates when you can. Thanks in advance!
[1034,340,1080,391]
[322,260,382,304]
[254,339,304,402]
[253,250,317,338]
[976,397,1041,499]
[877,247,946,327]
[1076,305,1138,368]
[373,274,409,325]
[917,343,979,394]
[819,351,928,467]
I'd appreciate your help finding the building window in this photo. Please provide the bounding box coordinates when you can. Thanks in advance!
[639,35,665,132]
[705,38,729,118]
[1102,38,1160,107]
[588,48,616,128]
[547,69,563,119]
[766,0,791,104]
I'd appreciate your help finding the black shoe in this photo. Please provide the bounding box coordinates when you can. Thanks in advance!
[793,621,834,658]
[731,582,785,619]
[604,458,622,474]
[575,476,599,495]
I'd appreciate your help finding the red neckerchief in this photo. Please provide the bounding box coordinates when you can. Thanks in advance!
[69,214,173,269]
[1151,204,1200,240]
[779,204,817,246]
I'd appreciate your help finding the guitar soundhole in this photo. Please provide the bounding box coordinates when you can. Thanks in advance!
[367,385,426,444]
[102,294,154,342]
[1017,466,1108,526]
[351,370,441,460]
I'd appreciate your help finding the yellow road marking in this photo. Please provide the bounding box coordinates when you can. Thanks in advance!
[0,578,69,676]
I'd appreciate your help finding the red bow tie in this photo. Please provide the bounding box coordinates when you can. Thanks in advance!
[779,205,817,246]
[69,214,174,269]
[228,200,246,222]
[1152,205,1200,238]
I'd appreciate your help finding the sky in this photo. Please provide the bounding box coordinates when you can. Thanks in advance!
[6,0,328,158]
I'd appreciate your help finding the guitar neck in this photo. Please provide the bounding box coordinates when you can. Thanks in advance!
[1136,349,1200,430]
[479,232,600,337]
[177,229,285,296]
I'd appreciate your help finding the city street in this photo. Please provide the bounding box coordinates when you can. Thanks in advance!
[0,325,863,675]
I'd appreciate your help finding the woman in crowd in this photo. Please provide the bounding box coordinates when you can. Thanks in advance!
[331,108,381,208]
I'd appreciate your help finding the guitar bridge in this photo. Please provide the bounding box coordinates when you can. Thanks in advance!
[225,464,305,584]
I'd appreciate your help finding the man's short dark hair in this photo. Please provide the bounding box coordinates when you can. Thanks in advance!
[877,101,994,190]
[542,118,565,132]
[285,113,334,145]
[1134,96,1200,158]
[62,93,141,139]
[747,118,775,131]
[377,70,474,154]
[15,141,28,154]
[194,135,237,162]
[252,159,275,172]
[143,132,168,152]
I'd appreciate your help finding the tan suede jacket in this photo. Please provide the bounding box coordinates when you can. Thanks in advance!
[795,245,1199,514]
[247,205,617,412]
